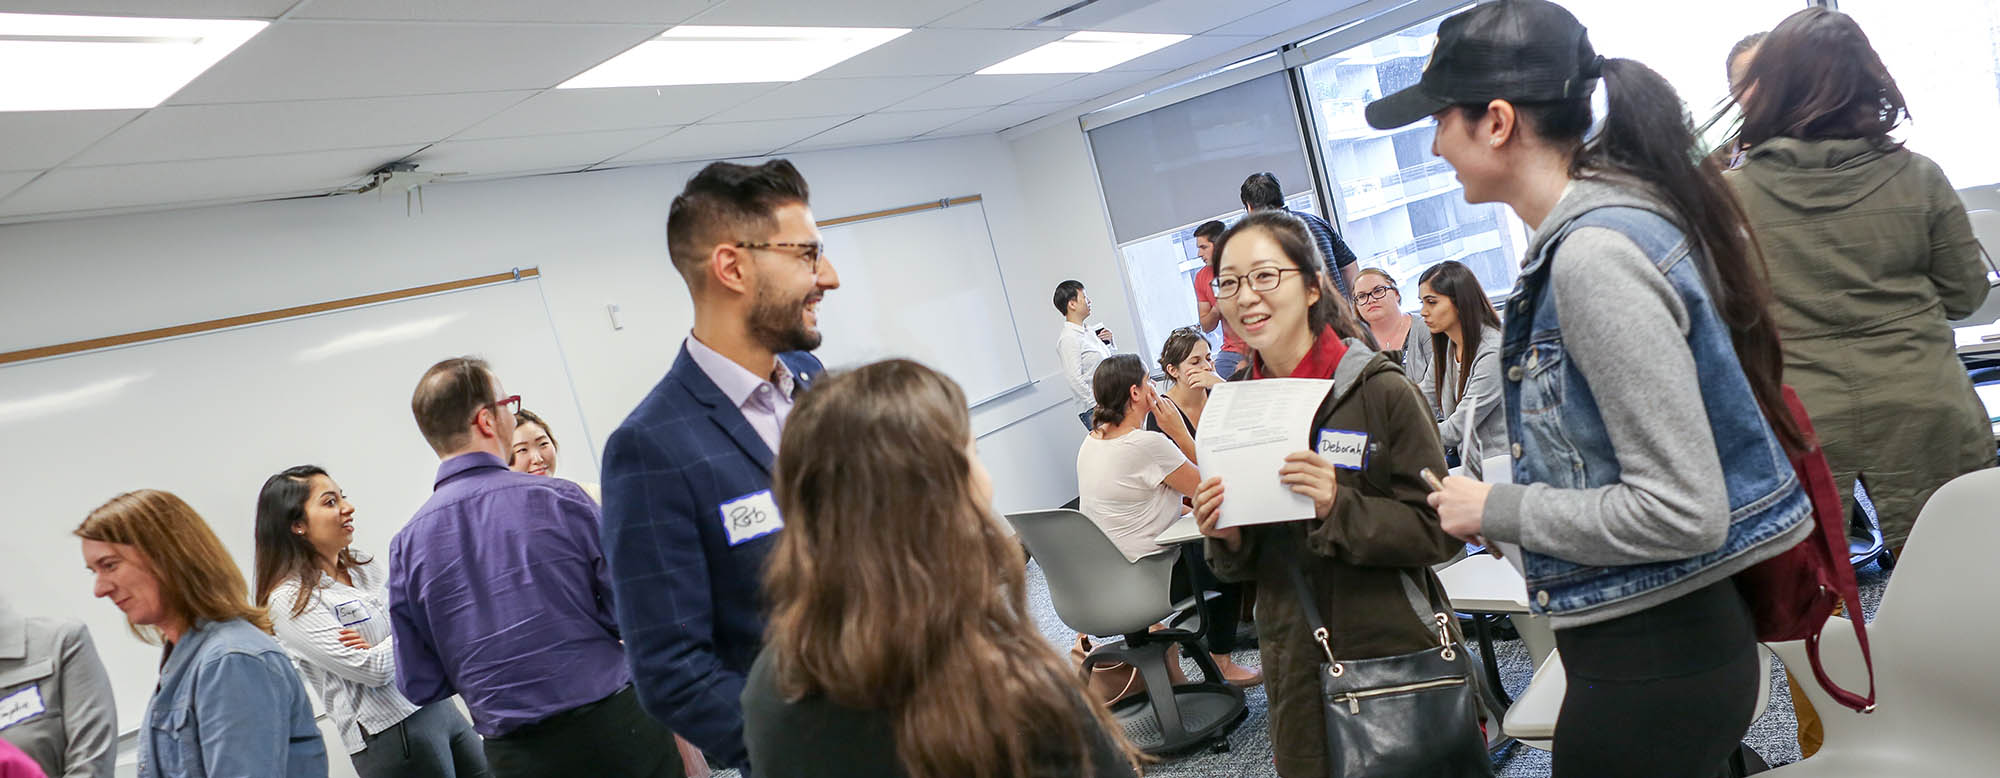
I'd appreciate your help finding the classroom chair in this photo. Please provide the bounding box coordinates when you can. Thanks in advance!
[1765,467,2000,776]
[1005,508,1247,756]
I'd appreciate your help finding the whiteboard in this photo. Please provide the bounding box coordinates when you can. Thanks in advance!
[0,279,592,733]
[813,199,1032,405]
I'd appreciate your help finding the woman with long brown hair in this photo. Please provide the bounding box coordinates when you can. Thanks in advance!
[1730,7,1993,560]
[1378,2,1815,774]
[77,490,328,778]
[1192,209,1466,777]
[252,466,487,778]
[744,359,1139,778]
[1416,260,1508,469]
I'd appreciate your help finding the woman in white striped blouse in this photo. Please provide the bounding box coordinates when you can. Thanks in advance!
[252,465,490,778]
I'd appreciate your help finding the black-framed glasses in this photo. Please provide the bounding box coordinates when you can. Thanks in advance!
[1211,267,1302,298]
[735,241,824,272]
[1354,286,1396,304]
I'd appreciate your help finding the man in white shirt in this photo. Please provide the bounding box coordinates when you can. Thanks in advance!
[1054,280,1114,428]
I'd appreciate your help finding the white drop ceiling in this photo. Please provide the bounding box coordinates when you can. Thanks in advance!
[0,0,1375,223]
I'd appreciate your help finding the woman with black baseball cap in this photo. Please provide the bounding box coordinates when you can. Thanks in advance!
[1376,2,1814,776]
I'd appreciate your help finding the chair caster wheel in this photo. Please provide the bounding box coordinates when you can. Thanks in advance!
[1210,739,1231,754]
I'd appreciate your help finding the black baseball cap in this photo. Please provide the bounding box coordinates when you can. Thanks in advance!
[1365,0,1602,130]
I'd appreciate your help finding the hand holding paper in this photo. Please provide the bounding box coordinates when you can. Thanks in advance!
[1195,378,1334,529]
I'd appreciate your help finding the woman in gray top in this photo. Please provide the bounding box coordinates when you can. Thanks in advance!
[1352,267,1434,374]
[1417,260,1509,471]
[0,600,116,778]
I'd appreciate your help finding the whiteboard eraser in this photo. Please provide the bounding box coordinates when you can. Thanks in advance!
[607,303,624,330]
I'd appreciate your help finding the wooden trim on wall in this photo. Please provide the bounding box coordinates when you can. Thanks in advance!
[0,267,542,366]
[816,194,981,228]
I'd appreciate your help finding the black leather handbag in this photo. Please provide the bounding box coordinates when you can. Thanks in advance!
[1288,564,1493,777]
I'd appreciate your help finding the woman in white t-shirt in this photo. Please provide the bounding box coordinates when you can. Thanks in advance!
[1078,354,1259,685]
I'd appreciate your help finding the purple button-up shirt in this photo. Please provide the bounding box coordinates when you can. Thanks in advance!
[388,451,629,737]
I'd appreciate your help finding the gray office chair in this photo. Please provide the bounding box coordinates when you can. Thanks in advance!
[1005,508,1246,755]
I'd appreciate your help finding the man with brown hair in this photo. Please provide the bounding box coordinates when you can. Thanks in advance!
[601,159,840,774]
[390,357,682,778]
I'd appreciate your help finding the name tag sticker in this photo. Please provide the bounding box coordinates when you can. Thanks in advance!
[0,685,45,731]
[1317,429,1369,470]
[720,489,785,547]
[332,600,370,627]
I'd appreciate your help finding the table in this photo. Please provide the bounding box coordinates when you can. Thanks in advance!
[1154,515,1202,545]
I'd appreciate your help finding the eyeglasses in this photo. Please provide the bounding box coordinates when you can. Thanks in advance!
[486,395,521,418]
[1211,267,1303,298]
[735,241,825,273]
[1354,286,1396,304]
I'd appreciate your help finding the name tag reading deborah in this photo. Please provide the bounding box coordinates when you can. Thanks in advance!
[0,685,46,731]
[1317,429,1369,470]
[720,489,785,546]
[333,600,370,628]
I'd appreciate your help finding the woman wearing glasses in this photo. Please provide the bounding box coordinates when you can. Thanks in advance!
[253,466,489,778]
[1191,211,1466,778]
[1351,268,1435,382]
[1417,261,1509,473]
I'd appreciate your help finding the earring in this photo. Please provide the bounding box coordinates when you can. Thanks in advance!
[1489,138,1501,148]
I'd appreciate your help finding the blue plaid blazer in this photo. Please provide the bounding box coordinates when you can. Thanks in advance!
[600,343,822,773]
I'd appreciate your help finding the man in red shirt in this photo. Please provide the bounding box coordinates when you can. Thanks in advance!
[1189,220,1247,378]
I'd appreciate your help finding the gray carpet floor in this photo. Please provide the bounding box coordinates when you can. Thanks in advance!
[1021,555,1892,778]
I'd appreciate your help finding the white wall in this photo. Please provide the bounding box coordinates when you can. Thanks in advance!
[2,128,1131,515]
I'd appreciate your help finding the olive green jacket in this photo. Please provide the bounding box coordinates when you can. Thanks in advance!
[1206,341,1459,778]
[1728,137,1995,546]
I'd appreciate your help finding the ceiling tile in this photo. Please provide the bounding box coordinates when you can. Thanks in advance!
[928,0,1106,29]
[165,21,663,104]
[1108,34,1259,72]
[602,116,854,166]
[707,76,954,123]
[1021,68,1166,104]
[0,1,296,18]
[0,170,39,202]
[1211,0,1373,38]
[686,0,978,28]
[0,145,417,218]
[0,110,142,172]
[405,127,674,177]
[70,92,534,166]
[1094,0,1289,34]
[454,83,774,139]
[293,0,715,23]
[925,100,1072,136]
[783,107,984,150]
[890,74,1080,111]
[810,28,1065,79]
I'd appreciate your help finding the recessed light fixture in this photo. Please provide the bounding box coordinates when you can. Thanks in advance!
[0,13,266,112]
[977,31,1190,75]
[560,26,911,89]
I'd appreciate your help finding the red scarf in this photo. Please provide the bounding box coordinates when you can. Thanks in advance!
[1250,326,1348,380]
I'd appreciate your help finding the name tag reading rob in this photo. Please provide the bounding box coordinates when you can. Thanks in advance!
[1317,429,1369,470]
[720,489,785,546]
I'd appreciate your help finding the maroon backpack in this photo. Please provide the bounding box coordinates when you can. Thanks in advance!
[1734,385,1877,713]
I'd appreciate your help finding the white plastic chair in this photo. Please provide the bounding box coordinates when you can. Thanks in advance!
[1766,467,2000,775]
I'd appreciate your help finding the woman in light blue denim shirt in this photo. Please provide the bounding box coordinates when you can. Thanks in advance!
[76,490,328,778]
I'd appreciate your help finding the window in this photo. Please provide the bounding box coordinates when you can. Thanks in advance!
[1112,192,1323,366]
[1837,0,2000,188]
[1299,13,1529,308]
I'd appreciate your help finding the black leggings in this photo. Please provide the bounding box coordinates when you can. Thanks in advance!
[1170,545,1244,654]
[1552,578,1759,778]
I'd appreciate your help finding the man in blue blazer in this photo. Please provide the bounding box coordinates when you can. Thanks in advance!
[601,159,840,773]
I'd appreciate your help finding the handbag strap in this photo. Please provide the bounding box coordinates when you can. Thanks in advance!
[1285,546,1453,674]
[1783,386,1877,713]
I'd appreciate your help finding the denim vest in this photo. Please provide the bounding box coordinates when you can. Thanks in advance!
[1501,206,1810,618]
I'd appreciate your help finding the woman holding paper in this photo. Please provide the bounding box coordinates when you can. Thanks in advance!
[1191,209,1462,778]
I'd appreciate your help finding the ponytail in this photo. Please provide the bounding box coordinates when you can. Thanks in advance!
[1462,58,1803,450]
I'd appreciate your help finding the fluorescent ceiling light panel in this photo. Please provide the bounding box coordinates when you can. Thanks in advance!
[977,31,1189,75]
[0,13,266,111]
[560,26,910,88]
